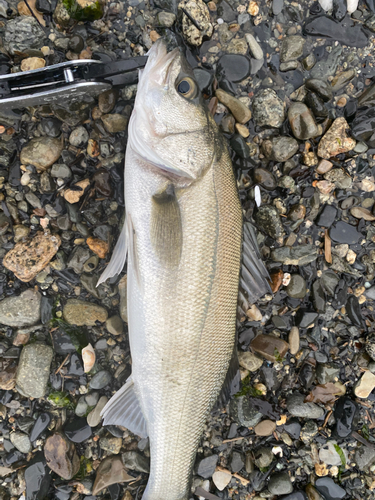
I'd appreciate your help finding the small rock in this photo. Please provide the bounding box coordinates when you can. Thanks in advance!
[64,178,90,204]
[86,236,109,259]
[355,445,375,470]
[44,432,80,480]
[254,205,284,241]
[288,102,319,140]
[16,343,53,398]
[246,304,263,321]
[261,136,299,162]
[197,454,218,478]
[251,334,289,362]
[87,395,108,427]
[89,370,112,390]
[101,114,128,133]
[98,89,118,114]
[287,393,324,419]
[354,371,375,398]
[4,17,46,55]
[271,245,318,266]
[254,419,276,436]
[64,418,92,443]
[288,327,300,355]
[286,275,307,299]
[268,473,293,495]
[0,289,41,327]
[178,0,213,46]
[69,126,89,147]
[245,33,263,59]
[230,396,263,427]
[300,420,318,444]
[252,89,285,128]
[118,275,128,322]
[316,159,333,174]
[92,456,133,495]
[20,137,63,172]
[157,11,176,27]
[106,315,123,336]
[10,431,32,453]
[253,447,273,468]
[238,351,263,372]
[215,89,251,124]
[3,232,61,282]
[100,436,122,454]
[317,118,356,158]
[319,441,347,466]
[280,35,305,62]
[63,299,108,326]
[0,363,17,390]
[212,470,232,491]
[21,57,45,71]
[122,451,150,473]
[315,477,346,500]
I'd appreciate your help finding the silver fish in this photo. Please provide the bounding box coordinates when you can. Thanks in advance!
[98,39,269,500]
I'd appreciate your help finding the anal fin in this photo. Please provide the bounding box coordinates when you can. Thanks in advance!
[97,218,128,286]
[101,378,148,438]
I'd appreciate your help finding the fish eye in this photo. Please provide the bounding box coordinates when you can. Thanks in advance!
[176,77,197,99]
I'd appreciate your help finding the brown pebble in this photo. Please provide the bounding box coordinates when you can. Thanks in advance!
[63,178,90,204]
[251,334,289,362]
[254,419,276,436]
[86,237,109,259]
[21,57,45,72]
[316,159,333,175]
[288,326,300,355]
[269,269,284,293]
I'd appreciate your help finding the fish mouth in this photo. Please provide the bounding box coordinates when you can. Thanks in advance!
[139,39,180,89]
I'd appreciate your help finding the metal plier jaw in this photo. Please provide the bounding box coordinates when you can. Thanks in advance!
[0,56,148,111]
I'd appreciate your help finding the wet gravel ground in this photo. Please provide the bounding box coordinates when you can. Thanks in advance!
[1,0,375,499]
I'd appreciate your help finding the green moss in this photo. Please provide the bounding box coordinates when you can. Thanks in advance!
[235,376,263,398]
[48,391,74,409]
[62,0,103,22]
[74,456,93,480]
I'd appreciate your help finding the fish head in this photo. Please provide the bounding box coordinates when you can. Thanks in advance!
[129,38,220,182]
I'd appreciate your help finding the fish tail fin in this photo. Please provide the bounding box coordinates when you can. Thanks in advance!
[238,222,272,316]
[101,377,148,438]
[97,218,128,286]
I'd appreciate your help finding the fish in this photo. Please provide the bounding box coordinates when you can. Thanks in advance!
[98,38,270,500]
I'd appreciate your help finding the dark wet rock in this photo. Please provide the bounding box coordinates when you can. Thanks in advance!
[261,136,299,162]
[68,34,84,52]
[305,91,327,118]
[4,17,46,55]
[295,310,318,328]
[252,89,285,128]
[333,397,358,438]
[280,36,305,62]
[303,15,368,47]
[346,295,363,327]
[0,289,41,327]
[316,363,340,385]
[69,126,89,147]
[315,205,337,228]
[193,68,214,94]
[312,280,325,313]
[286,393,324,419]
[284,420,301,439]
[41,117,62,138]
[64,418,92,443]
[309,45,342,80]
[44,432,80,480]
[253,168,277,190]
[30,413,51,442]
[320,270,339,296]
[89,370,112,389]
[272,0,284,15]
[333,0,347,20]
[268,472,293,495]
[254,205,284,241]
[315,477,346,500]
[286,275,307,299]
[230,451,244,473]
[25,454,51,500]
[330,222,361,244]
[122,451,150,473]
[288,102,319,140]
[352,107,375,142]
[92,456,133,495]
[230,396,263,427]
[281,493,307,500]
[271,245,318,266]
[217,54,251,83]
[251,334,289,362]
[16,344,53,398]
[230,135,250,158]
[196,454,218,478]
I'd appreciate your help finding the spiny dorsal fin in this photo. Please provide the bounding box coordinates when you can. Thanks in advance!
[150,183,182,267]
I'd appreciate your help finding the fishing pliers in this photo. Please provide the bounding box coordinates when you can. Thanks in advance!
[0,56,148,111]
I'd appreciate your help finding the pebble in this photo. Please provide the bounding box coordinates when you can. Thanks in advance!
[245,33,263,59]
[44,433,80,480]
[197,454,218,478]
[230,396,263,427]
[251,334,289,362]
[319,441,347,466]
[238,351,263,372]
[21,57,45,71]
[286,393,324,419]
[30,413,51,442]
[354,371,375,398]
[63,299,108,326]
[288,327,300,355]
[3,231,61,282]
[0,289,41,327]
[254,205,284,241]
[122,451,150,473]
[253,447,273,468]
[280,35,305,62]
[300,420,318,444]
[86,236,109,259]
[271,245,318,266]
[105,315,123,336]
[101,114,128,133]
[10,431,32,453]
[288,102,319,140]
[89,370,112,389]
[252,89,285,128]
[64,178,90,204]
[100,436,122,454]
[215,89,251,124]
[286,275,307,299]
[24,457,50,500]
[87,395,108,427]
[4,17,46,55]
[118,275,128,322]
[317,118,356,158]
[64,418,92,443]
[92,456,133,495]
[69,126,89,147]
[268,473,293,495]
[315,477,346,500]
[212,470,232,491]
[262,136,299,162]
[179,0,213,46]
[354,445,375,470]
[156,11,176,27]
[16,343,53,398]
[254,419,276,436]
[20,137,63,172]
[330,221,361,245]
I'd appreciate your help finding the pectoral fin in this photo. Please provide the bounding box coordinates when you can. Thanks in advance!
[101,377,148,438]
[97,218,128,286]
[150,184,182,267]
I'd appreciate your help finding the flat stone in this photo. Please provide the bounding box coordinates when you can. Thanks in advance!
[288,102,319,140]
[318,118,356,158]
[268,472,293,495]
[280,35,305,62]
[245,33,263,59]
[315,477,346,500]
[20,137,63,172]
[197,454,218,478]
[44,432,80,480]
[271,245,318,266]
[355,445,375,470]
[261,136,299,162]
[87,396,108,427]
[316,159,333,174]
[106,315,124,336]
[286,275,307,299]
[330,221,361,245]
[92,456,133,495]
[212,470,232,491]
[252,89,285,128]
[10,431,32,453]
[230,396,263,427]
[238,351,263,372]
[89,370,112,390]
[354,371,375,398]
[0,289,41,327]
[287,393,324,419]
[63,178,90,204]
[16,343,53,398]
[3,232,61,282]
[254,419,276,436]
[253,447,273,468]
[100,436,122,454]
[319,441,348,466]
[215,89,251,124]
[288,327,300,355]
[63,299,108,326]
[101,114,128,133]
[251,334,289,362]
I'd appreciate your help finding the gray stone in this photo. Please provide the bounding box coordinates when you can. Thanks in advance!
[89,370,112,390]
[238,351,263,372]
[197,454,218,478]
[229,396,263,427]
[286,275,307,299]
[51,164,72,179]
[4,17,46,55]
[87,396,108,427]
[319,441,347,466]
[245,33,263,60]
[252,89,285,128]
[300,420,318,444]
[69,126,89,147]
[106,316,123,336]
[279,61,299,71]
[0,289,41,327]
[286,393,324,419]
[280,35,305,62]
[10,431,32,453]
[122,451,150,473]
[316,363,340,384]
[253,447,273,468]
[288,102,319,140]
[310,45,343,79]
[231,451,244,473]
[262,136,299,162]
[16,343,53,398]
[157,11,176,27]
[75,396,89,417]
[268,473,293,495]
[85,392,100,406]
[254,205,284,241]
[67,246,91,274]
[355,446,375,469]
[271,245,318,266]
[25,192,42,209]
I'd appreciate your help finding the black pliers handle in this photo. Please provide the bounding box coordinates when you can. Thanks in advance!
[0,56,148,111]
